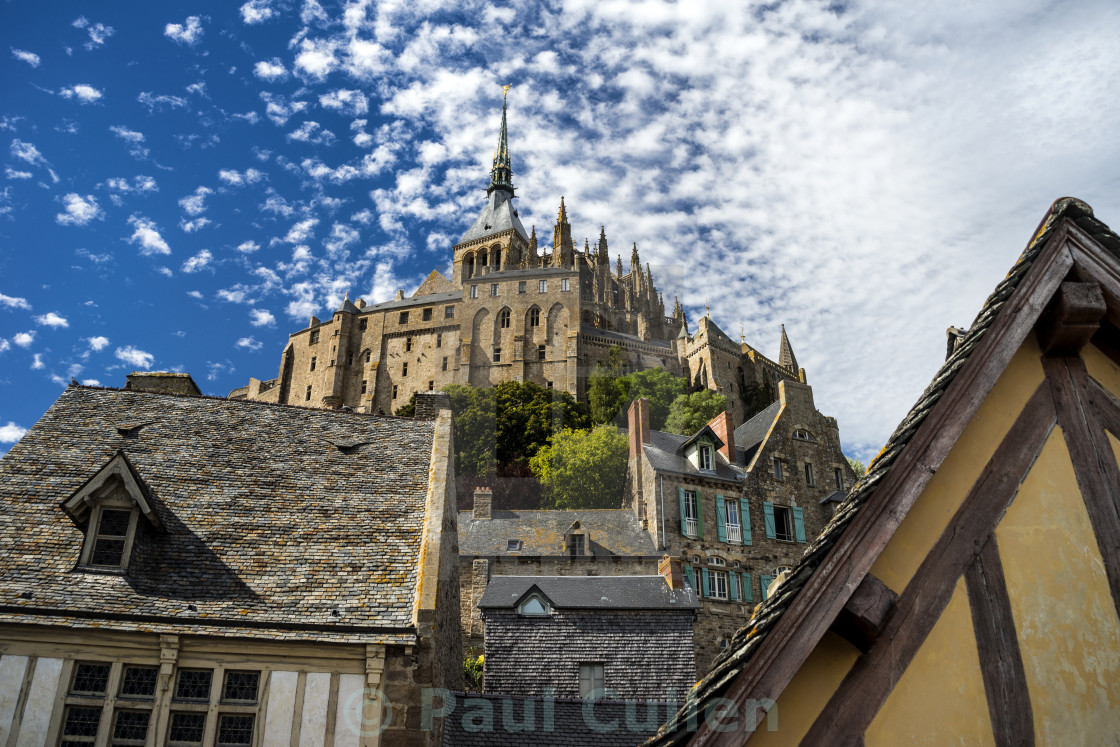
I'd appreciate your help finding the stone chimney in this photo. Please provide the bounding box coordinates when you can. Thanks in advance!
[125,372,201,396]
[473,487,492,520]
[413,391,452,420]
[707,410,736,463]
[628,398,651,460]
[659,555,685,590]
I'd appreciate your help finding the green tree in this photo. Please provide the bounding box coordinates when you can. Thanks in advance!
[587,346,629,426]
[618,367,688,430]
[663,389,729,435]
[739,378,775,421]
[530,425,629,509]
[847,456,866,477]
[394,392,417,417]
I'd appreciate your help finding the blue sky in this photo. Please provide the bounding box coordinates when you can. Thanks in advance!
[2,0,1119,460]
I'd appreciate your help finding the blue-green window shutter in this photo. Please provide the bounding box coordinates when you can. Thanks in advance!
[730,570,740,601]
[763,502,776,539]
[760,574,773,600]
[683,564,695,590]
[678,488,688,535]
[741,572,753,602]
[700,567,710,598]
[793,506,806,543]
[715,494,727,542]
[740,498,752,545]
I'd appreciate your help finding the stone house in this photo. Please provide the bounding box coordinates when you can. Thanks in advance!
[479,559,699,701]
[0,381,460,747]
[649,197,1120,744]
[626,379,856,672]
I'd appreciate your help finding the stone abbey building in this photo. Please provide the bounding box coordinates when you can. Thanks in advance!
[231,98,806,424]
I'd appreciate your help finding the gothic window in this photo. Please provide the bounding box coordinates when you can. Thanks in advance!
[499,308,511,329]
[478,249,488,267]
[529,308,540,327]
[464,253,474,279]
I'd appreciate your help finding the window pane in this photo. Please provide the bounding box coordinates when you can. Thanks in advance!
[62,706,102,737]
[174,669,212,701]
[112,710,151,741]
[72,662,111,694]
[92,538,126,566]
[169,712,206,744]
[119,666,158,698]
[99,509,131,536]
[217,714,255,746]
[222,671,260,703]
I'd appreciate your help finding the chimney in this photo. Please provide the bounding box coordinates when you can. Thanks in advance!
[413,391,452,420]
[659,555,685,590]
[707,410,735,462]
[125,372,202,397]
[473,487,492,520]
[627,398,651,461]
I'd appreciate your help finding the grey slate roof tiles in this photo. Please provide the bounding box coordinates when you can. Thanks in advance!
[458,509,658,557]
[646,198,1120,743]
[642,430,745,483]
[479,576,700,611]
[0,386,437,643]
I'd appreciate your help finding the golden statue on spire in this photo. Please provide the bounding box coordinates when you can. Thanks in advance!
[502,83,513,96]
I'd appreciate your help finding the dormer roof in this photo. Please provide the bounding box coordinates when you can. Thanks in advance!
[60,450,163,531]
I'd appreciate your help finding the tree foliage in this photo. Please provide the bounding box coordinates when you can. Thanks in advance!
[739,378,775,421]
[663,389,729,435]
[846,456,866,477]
[394,392,417,417]
[587,346,629,425]
[619,367,688,430]
[529,425,629,510]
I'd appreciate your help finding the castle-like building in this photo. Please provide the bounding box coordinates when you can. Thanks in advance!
[231,98,806,423]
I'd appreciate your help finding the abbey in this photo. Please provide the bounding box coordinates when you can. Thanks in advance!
[231,98,804,422]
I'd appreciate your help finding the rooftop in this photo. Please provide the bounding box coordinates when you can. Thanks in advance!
[479,575,699,611]
[458,509,658,557]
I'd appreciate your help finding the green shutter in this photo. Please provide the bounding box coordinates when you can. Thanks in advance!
[760,574,773,600]
[741,572,753,602]
[763,502,776,539]
[696,492,704,539]
[683,564,695,590]
[700,567,710,598]
[793,506,806,543]
[679,488,688,535]
[715,494,727,542]
[740,498,752,545]
[730,570,740,601]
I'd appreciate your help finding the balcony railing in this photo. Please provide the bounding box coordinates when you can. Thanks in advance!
[727,524,742,543]
[684,517,698,537]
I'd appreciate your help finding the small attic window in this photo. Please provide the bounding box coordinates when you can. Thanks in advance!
[699,444,713,471]
[507,539,522,552]
[88,507,137,567]
[793,429,814,442]
[518,594,550,616]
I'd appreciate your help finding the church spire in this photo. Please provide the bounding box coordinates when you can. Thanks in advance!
[487,88,515,197]
[778,324,798,370]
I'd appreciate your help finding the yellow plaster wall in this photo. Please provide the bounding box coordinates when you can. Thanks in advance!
[864,579,994,747]
[1083,344,1120,399]
[995,427,1120,744]
[746,632,860,747]
[870,337,1046,591]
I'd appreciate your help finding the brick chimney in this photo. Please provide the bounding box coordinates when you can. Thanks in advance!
[472,487,492,520]
[628,398,651,460]
[413,391,452,420]
[707,410,736,462]
[659,555,685,590]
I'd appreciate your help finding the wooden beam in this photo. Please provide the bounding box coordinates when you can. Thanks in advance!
[964,536,1035,747]
[830,574,898,654]
[1036,281,1107,355]
[799,383,1056,744]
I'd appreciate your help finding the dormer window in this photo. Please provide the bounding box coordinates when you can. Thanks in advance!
[88,507,137,567]
[698,445,713,471]
[518,594,550,616]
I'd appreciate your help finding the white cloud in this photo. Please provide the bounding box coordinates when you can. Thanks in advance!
[35,312,68,328]
[0,293,31,310]
[73,17,114,49]
[12,48,40,67]
[81,379,100,386]
[284,218,319,243]
[13,331,35,347]
[0,422,27,443]
[59,84,103,103]
[179,186,212,219]
[137,92,188,111]
[88,336,110,351]
[240,0,276,24]
[235,336,263,351]
[236,240,260,253]
[165,16,204,45]
[259,93,308,126]
[31,353,44,370]
[218,168,265,186]
[320,89,368,116]
[179,217,211,233]
[287,121,335,145]
[0,339,9,353]
[249,308,275,326]
[217,286,249,303]
[10,139,46,166]
[126,215,171,255]
[115,345,154,369]
[254,59,288,81]
[110,125,145,143]
[187,290,204,299]
[181,249,213,273]
[6,168,32,179]
[293,37,338,80]
[56,194,103,226]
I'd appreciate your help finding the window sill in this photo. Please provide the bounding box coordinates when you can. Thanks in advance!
[73,565,129,576]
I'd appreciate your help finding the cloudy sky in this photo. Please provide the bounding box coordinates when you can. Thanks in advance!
[1,0,1118,459]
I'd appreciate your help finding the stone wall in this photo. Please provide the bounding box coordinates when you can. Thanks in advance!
[482,607,696,701]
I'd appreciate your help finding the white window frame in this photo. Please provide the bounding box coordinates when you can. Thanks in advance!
[490,283,499,297]
[561,278,570,292]
[81,501,140,571]
[804,462,814,485]
[709,569,729,600]
[539,279,548,293]
[578,663,605,699]
[725,500,742,544]
[773,457,784,481]
[698,444,713,471]
[518,281,526,294]
[469,285,478,299]
[683,490,699,537]
[518,594,549,616]
[773,505,795,542]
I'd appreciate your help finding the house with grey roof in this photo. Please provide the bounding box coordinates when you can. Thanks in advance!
[0,380,460,747]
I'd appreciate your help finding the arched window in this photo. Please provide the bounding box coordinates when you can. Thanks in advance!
[478,249,488,267]
[492,246,502,270]
[463,253,474,280]
[529,308,540,327]
[499,308,511,329]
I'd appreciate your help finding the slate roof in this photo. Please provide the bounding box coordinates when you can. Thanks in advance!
[580,326,673,350]
[646,198,1120,743]
[442,693,670,746]
[479,576,699,611]
[0,386,439,644]
[642,430,745,484]
[732,400,780,460]
[358,289,461,313]
[458,509,658,557]
[458,189,529,244]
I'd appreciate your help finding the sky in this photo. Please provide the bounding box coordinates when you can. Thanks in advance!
[1,0,1119,460]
